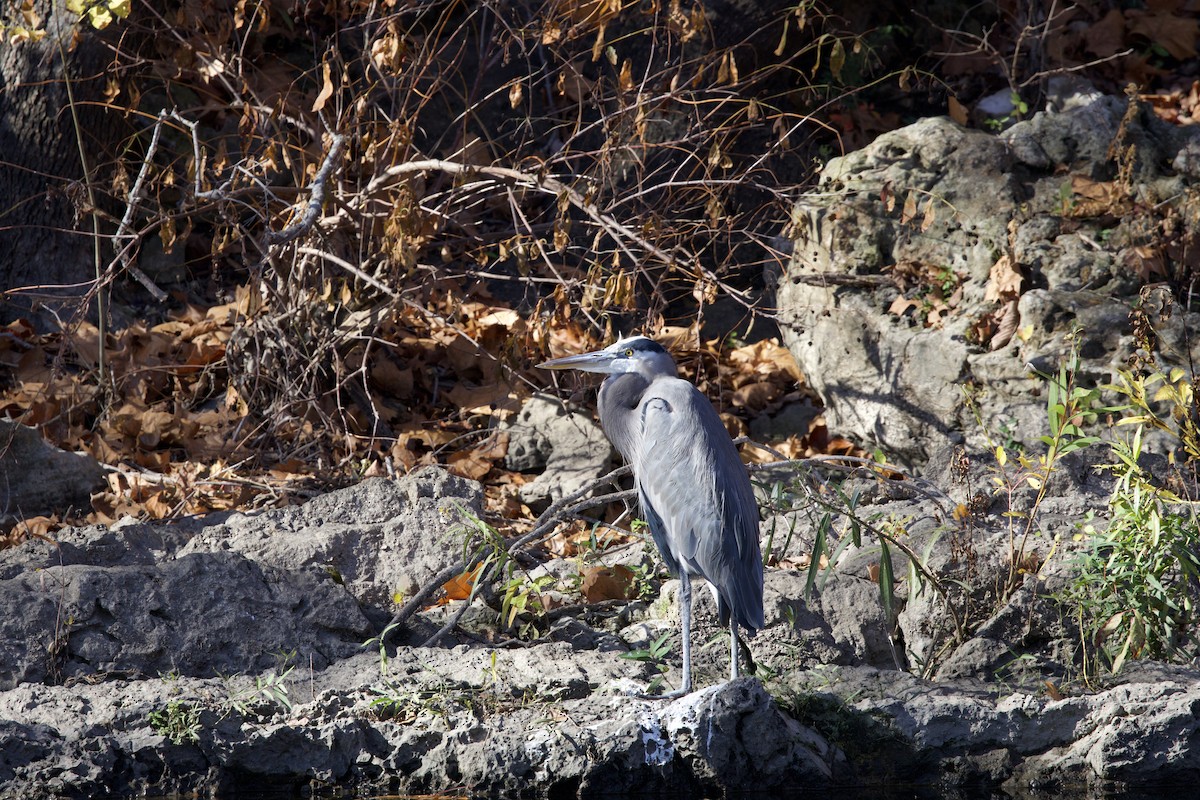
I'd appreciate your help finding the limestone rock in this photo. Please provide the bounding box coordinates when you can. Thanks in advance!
[775,99,1200,468]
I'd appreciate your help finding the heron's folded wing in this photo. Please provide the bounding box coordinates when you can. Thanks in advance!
[636,380,763,631]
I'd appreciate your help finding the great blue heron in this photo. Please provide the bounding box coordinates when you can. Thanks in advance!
[539,335,764,696]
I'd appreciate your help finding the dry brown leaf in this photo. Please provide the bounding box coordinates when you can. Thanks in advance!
[312,60,335,113]
[920,197,937,232]
[137,409,180,449]
[445,383,521,417]
[81,431,122,464]
[889,295,919,317]
[543,519,600,558]
[901,191,917,225]
[730,381,780,412]
[617,59,633,92]
[443,564,483,601]
[371,357,414,398]
[727,339,804,382]
[68,322,102,369]
[580,565,635,602]
[1127,10,1199,59]
[369,23,403,72]
[485,481,528,520]
[719,412,748,439]
[144,490,176,519]
[948,96,969,126]
[179,340,225,375]
[590,22,605,61]
[775,551,828,570]
[549,0,625,28]
[475,307,521,330]
[12,516,58,539]
[445,453,491,481]
[447,433,508,480]
[443,334,498,381]
[983,254,1024,303]
[1068,175,1129,217]
[557,61,595,103]
[1083,9,1127,57]
[269,459,310,478]
[924,298,950,328]
[1125,245,1168,282]
[133,450,172,470]
[880,181,895,212]
[990,300,1019,351]
[1071,175,1118,202]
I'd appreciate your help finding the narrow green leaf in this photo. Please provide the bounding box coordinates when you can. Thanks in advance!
[878,539,895,625]
[805,516,828,601]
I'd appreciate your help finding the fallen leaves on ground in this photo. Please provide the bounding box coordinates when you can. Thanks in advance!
[2,290,853,548]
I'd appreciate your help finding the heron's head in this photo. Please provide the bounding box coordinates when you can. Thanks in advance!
[537,335,677,378]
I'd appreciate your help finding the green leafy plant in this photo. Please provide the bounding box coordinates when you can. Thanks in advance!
[625,562,658,601]
[365,621,402,677]
[446,502,563,639]
[225,650,296,715]
[759,479,803,567]
[252,668,294,713]
[987,337,1100,593]
[1066,427,1200,675]
[756,455,960,678]
[1061,360,1200,677]
[363,624,448,721]
[368,680,453,724]
[500,573,557,633]
[148,700,202,745]
[983,91,1031,131]
[621,631,672,694]
[1105,367,1200,462]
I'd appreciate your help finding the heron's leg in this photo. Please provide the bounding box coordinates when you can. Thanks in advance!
[729,618,740,681]
[677,571,693,695]
[633,573,693,699]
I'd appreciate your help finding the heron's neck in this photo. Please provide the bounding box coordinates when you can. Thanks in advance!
[598,372,650,463]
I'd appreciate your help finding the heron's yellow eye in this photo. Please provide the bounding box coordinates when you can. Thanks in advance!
[624,348,634,357]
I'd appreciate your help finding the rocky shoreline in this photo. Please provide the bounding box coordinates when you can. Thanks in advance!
[0,463,1197,798]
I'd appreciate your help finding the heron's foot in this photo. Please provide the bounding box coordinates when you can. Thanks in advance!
[627,681,692,700]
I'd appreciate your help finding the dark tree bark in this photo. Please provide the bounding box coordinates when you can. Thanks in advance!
[0,3,117,325]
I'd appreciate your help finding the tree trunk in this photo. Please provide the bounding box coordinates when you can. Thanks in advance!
[0,3,116,325]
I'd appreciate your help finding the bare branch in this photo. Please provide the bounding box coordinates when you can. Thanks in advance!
[265,133,347,247]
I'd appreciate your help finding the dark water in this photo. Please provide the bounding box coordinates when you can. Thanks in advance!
[193,785,1196,800]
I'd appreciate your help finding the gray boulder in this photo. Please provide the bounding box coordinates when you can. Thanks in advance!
[0,551,370,689]
[180,467,483,607]
[0,420,105,519]
[502,394,614,506]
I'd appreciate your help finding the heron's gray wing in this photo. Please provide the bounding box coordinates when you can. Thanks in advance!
[635,378,764,633]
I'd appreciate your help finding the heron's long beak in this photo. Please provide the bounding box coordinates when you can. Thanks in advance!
[536,349,619,374]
